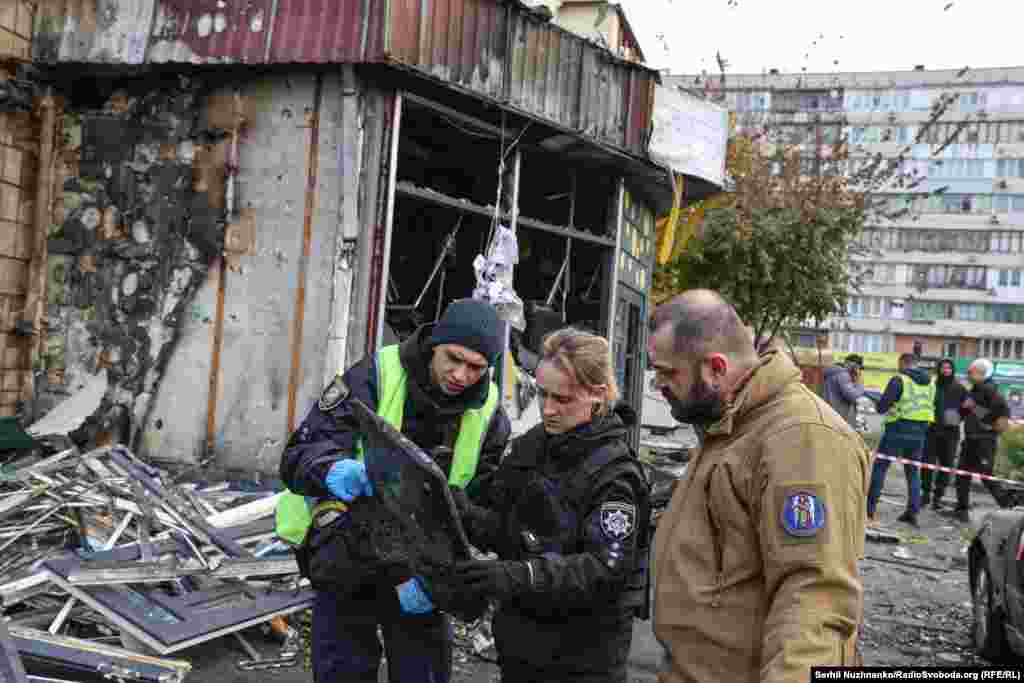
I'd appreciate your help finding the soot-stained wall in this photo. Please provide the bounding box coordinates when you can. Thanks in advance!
[41,74,224,450]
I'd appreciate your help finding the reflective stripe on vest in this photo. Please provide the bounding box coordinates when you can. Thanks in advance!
[885,375,935,424]
[358,344,498,489]
[276,345,498,545]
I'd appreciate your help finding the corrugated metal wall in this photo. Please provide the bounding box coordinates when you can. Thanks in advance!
[32,0,657,159]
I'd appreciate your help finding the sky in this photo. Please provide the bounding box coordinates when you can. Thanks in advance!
[618,0,1024,76]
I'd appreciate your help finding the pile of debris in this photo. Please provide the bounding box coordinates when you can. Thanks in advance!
[0,441,313,682]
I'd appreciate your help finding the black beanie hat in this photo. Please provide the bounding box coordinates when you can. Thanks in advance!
[427,299,504,366]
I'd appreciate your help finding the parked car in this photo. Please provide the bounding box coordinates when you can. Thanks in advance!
[968,508,1024,661]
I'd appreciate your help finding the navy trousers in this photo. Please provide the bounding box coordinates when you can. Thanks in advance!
[312,589,453,683]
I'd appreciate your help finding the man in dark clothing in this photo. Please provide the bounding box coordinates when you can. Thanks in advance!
[953,358,1012,523]
[279,299,512,683]
[823,354,867,429]
[866,353,935,527]
[922,359,967,509]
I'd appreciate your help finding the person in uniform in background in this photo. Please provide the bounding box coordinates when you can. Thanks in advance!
[648,290,869,683]
[865,353,935,528]
[278,298,511,683]
[823,354,869,429]
[921,359,967,510]
[437,328,651,683]
[954,358,1013,523]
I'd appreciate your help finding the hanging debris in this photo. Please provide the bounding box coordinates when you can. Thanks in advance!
[472,223,525,331]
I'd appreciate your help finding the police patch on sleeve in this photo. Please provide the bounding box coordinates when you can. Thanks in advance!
[780,490,827,538]
[318,375,350,412]
[599,502,636,541]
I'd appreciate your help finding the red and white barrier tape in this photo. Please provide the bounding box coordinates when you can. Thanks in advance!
[872,452,1024,488]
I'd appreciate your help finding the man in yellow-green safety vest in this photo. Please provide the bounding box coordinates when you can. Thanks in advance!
[278,298,511,683]
[865,352,936,529]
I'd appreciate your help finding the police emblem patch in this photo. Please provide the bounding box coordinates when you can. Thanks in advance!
[318,375,350,412]
[599,502,636,541]
[780,491,826,537]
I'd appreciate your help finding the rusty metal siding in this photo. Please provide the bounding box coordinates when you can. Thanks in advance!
[388,0,507,101]
[33,0,657,157]
[149,0,274,64]
[266,0,386,64]
[507,14,583,134]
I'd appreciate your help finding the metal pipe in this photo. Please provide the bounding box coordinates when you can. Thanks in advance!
[206,90,244,456]
[604,179,625,338]
[374,93,403,350]
[286,73,325,434]
[324,65,363,388]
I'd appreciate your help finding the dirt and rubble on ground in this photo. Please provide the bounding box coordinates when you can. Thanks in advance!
[859,475,1009,667]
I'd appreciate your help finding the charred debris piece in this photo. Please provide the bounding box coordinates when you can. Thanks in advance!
[0,442,313,681]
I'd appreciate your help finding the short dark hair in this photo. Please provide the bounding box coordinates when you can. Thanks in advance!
[899,353,916,367]
[650,291,752,358]
[845,354,865,369]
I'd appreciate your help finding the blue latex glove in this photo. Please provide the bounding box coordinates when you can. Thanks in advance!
[396,577,434,614]
[325,459,374,503]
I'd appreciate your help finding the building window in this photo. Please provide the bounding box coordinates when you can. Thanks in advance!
[1000,269,1010,286]
[1014,270,1023,287]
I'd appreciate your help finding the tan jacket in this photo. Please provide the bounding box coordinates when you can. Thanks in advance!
[653,351,869,683]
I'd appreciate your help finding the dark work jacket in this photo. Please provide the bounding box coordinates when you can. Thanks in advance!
[462,404,651,632]
[278,325,511,611]
[933,359,968,430]
[965,379,1010,441]
[279,324,511,502]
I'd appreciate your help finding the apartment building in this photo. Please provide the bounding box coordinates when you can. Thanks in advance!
[665,66,1024,360]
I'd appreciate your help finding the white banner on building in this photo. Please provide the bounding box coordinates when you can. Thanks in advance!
[648,85,728,188]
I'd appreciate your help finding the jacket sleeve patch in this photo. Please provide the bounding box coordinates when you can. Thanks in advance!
[318,375,350,412]
[599,502,636,541]
[779,487,827,540]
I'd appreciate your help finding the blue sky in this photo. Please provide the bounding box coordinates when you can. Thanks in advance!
[619,0,1023,75]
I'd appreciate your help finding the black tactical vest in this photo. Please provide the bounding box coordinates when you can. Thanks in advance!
[496,424,652,620]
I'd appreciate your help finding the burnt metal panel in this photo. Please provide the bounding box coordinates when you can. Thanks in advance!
[33,0,657,163]
[265,0,387,64]
[147,0,275,64]
[387,0,507,101]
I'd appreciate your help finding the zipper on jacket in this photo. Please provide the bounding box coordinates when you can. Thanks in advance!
[703,465,724,607]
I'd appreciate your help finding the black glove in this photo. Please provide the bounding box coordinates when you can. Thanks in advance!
[452,559,532,601]
[418,565,488,623]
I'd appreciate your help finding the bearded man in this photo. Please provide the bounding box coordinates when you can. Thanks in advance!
[648,290,870,683]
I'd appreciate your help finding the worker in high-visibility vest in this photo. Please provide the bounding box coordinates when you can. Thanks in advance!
[865,353,936,529]
[278,299,511,683]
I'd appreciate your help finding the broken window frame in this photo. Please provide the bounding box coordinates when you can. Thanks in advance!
[378,90,626,355]
[42,538,313,655]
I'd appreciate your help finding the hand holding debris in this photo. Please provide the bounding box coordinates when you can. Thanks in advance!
[325,459,375,502]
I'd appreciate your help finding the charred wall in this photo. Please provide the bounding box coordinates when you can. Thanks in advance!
[39,72,224,450]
